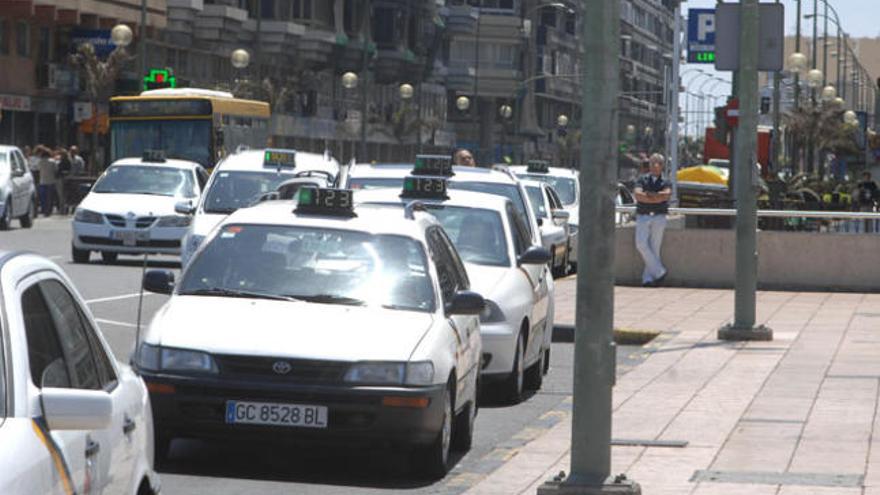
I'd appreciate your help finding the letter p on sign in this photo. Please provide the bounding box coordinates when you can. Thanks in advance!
[697,13,715,41]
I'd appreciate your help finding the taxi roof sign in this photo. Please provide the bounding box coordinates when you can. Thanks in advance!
[526,160,550,173]
[263,149,297,168]
[295,187,356,217]
[412,154,453,177]
[142,150,166,162]
[401,176,448,200]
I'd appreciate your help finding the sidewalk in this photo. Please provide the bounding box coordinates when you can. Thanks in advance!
[466,279,880,495]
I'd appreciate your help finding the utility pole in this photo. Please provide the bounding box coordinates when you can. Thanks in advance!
[139,0,147,80]
[359,0,371,160]
[718,0,772,342]
[771,0,781,175]
[792,0,801,172]
[538,0,639,493]
[669,3,682,205]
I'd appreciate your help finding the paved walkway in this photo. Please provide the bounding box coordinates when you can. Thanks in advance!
[466,279,880,494]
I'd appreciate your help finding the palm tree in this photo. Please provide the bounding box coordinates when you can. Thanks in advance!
[785,105,860,174]
[69,43,132,174]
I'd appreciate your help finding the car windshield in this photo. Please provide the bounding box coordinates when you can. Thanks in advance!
[525,185,548,219]
[349,177,406,190]
[517,173,578,205]
[425,205,510,267]
[203,170,294,213]
[92,165,197,198]
[180,224,435,313]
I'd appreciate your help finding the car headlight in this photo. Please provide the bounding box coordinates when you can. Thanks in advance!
[74,208,104,224]
[344,361,434,386]
[135,343,218,374]
[479,299,506,323]
[156,215,192,227]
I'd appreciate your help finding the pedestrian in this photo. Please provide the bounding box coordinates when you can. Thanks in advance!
[453,148,476,167]
[634,153,671,287]
[69,145,85,176]
[36,146,57,216]
[855,171,878,233]
[55,147,71,215]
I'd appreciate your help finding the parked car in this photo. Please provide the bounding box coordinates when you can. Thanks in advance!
[0,145,37,230]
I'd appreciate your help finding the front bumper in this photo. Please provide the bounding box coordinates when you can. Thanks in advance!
[141,372,446,448]
[72,221,186,255]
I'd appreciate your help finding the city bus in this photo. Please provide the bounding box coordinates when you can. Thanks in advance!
[109,88,271,169]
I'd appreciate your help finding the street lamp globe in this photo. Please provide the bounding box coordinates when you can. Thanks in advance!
[341,72,359,90]
[399,83,414,100]
[644,126,653,136]
[230,49,250,69]
[788,52,807,74]
[806,68,823,88]
[625,124,636,135]
[843,110,858,125]
[557,114,569,127]
[456,96,471,112]
[821,85,837,102]
[499,104,513,119]
[833,96,845,107]
[110,24,133,47]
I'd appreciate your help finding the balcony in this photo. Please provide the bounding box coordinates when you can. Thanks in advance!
[298,26,337,69]
[373,47,420,85]
[445,5,479,36]
[193,4,247,50]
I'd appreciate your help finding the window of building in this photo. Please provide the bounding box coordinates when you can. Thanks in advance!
[565,13,575,35]
[372,7,397,46]
[37,26,50,63]
[292,0,312,20]
[0,19,8,55]
[16,21,28,57]
[540,7,556,28]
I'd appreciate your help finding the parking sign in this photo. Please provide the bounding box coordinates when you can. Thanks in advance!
[687,8,716,63]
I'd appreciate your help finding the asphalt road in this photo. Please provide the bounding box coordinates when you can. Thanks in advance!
[2,216,645,494]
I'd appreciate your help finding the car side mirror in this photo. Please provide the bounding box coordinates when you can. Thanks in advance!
[143,269,175,295]
[41,388,112,431]
[551,209,570,222]
[174,200,196,215]
[517,246,552,266]
[446,290,485,316]
[78,183,93,196]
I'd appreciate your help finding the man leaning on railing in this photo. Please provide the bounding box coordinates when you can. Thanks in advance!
[633,153,671,287]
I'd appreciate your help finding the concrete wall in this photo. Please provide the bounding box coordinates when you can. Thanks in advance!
[615,221,880,292]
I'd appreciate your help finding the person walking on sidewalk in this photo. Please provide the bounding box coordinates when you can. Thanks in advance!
[634,153,671,287]
[36,146,57,217]
[855,171,878,233]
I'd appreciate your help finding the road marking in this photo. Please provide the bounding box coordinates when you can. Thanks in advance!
[86,292,154,304]
[94,318,139,328]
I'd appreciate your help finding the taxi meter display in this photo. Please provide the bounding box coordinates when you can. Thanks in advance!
[295,187,355,216]
[402,176,448,199]
[526,160,550,173]
[413,155,453,177]
[263,149,297,168]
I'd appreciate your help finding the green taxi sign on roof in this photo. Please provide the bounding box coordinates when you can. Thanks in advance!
[263,149,297,168]
[401,176,448,200]
[294,187,356,217]
[527,160,550,173]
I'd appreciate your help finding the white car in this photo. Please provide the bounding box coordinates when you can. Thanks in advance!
[522,180,571,277]
[0,145,37,230]
[135,191,483,479]
[0,251,159,494]
[178,148,339,266]
[357,178,555,402]
[72,152,208,263]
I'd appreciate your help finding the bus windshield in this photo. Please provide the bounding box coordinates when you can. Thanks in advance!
[111,120,212,168]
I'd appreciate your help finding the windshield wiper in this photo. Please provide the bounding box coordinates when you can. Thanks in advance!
[180,287,301,302]
[126,191,173,197]
[287,294,366,306]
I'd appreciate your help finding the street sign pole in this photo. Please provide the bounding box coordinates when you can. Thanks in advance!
[670,3,683,205]
[537,0,638,493]
[718,0,773,342]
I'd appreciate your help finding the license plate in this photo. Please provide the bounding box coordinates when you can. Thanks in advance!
[225,401,328,429]
[111,230,149,246]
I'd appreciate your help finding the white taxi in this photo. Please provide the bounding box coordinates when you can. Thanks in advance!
[357,174,555,403]
[72,151,207,263]
[135,189,483,478]
[522,179,571,277]
[0,251,159,494]
[178,148,339,266]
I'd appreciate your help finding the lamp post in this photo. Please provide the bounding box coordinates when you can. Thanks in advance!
[683,71,711,137]
[139,0,147,79]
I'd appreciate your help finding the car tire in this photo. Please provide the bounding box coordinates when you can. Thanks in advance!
[154,432,172,470]
[19,197,35,228]
[0,198,11,231]
[543,348,551,376]
[525,345,545,391]
[71,244,90,263]
[503,331,526,403]
[101,251,118,264]
[413,384,453,480]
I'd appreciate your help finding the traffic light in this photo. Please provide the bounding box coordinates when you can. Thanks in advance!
[760,96,771,114]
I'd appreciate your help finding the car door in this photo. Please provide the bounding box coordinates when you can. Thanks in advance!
[541,185,568,257]
[506,204,549,365]
[426,228,477,404]
[37,278,137,495]
[10,151,29,216]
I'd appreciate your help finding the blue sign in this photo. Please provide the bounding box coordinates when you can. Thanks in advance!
[687,8,716,64]
[70,29,117,58]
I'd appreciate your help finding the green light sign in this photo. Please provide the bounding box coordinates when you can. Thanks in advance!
[688,51,716,64]
[143,68,177,91]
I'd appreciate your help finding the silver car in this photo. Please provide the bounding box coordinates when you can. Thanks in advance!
[0,145,37,230]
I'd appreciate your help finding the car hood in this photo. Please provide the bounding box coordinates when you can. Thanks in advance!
[79,193,183,217]
[464,263,512,298]
[148,296,434,362]
[190,212,226,237]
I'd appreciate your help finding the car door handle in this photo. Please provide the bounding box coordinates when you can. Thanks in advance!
[85,438,100,458]
[123,415,136,435]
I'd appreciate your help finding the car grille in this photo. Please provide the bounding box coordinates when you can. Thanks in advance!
[215,355,350,385]
[78,236,180,248]
[105,214,157,228]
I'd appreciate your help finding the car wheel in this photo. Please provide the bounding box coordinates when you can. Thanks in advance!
[503,331,525,403]
[0,198,11,230]
[413,384,453,480]
[543,348,551,375]
[19,197,35,228]
[71,244,90,263]
[525,345,545,391]
[101,251,118,264]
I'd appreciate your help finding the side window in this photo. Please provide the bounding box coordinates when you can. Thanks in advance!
[11,152,24,175]
[38,280,102,391]
[427,229,458,304]
[196,167,209,190]
[546,187,562,210]
[436,228,469,291]
[22,285,71,388]
[506,203,530,255]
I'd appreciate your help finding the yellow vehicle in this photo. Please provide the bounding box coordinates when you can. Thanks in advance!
[109,88,270,169]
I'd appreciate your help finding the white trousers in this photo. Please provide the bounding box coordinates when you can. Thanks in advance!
[635,214,667,284]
